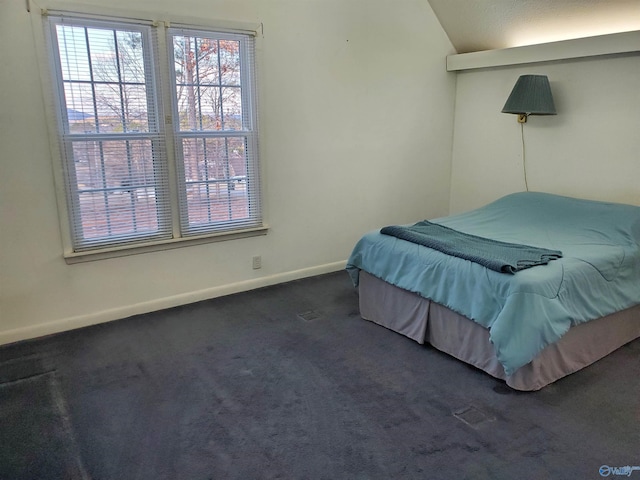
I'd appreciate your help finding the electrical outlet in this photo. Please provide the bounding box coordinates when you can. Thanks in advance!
[252,255,262,269]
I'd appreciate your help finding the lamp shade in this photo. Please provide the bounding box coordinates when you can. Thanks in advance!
[502,75,556,116]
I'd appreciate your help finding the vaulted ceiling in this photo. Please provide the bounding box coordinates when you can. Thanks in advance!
[427,0,640,53]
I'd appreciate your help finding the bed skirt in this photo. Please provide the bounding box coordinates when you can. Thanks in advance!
[358,270,640,391]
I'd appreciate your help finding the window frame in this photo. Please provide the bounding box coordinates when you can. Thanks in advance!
[41,10,266,263]
[167,27,262,238]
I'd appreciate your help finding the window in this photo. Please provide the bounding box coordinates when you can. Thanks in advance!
[46,13,262,256]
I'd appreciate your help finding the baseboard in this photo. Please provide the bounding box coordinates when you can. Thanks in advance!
[0,260,347,346]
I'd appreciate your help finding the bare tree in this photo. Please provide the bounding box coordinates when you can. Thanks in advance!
[173,36,242,192]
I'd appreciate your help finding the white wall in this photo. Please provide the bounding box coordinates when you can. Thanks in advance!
[449,53,640,213]
[0,0,456,343]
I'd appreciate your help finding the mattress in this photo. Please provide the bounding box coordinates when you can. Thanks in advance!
[359,271,640,391]
[347,192,640,376]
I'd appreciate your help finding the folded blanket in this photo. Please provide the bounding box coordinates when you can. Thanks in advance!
[381,221,562,274]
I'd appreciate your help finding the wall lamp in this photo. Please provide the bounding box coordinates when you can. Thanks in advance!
[502,74,556,123]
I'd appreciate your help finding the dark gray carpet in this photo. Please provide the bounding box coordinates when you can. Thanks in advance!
[1,271,638,480]
[0,360,88,480]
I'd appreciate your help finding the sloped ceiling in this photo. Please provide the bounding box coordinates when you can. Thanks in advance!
[427,0,640,53]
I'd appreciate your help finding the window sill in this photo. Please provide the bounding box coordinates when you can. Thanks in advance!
[63,225,269,264]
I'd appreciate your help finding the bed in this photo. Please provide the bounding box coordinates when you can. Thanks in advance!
[346,192,640,390]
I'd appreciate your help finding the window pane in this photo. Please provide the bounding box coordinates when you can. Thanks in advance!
[173,34,243,132]
[115,31,146,84]
[182,137,237,183]
[86,28,118,81]
[73,139,157,190]
[227,137,247,180]
[198,86,222,130]
[181,137,250,227]
[219,40,240,86]
[71,138,164,241]
[92,84,150,132]
[183,182,249,227]
[221,87,242,130]
[121,85,150,132]
[195,38,220,84]
[77,189,160,240]
[56,25,91,81]
[64,83,96,133]
[73,140,104,190]
[57,24,150,134]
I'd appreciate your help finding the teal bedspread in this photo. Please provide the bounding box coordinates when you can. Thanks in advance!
[380,221,562,273]
[346,192,640,376]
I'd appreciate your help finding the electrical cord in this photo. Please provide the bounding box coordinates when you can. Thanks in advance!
[520,121,529,192]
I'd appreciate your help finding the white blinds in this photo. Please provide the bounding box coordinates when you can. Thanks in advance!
[48,15,172,251]
[45,14,262,253]
[168,28,262,236]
